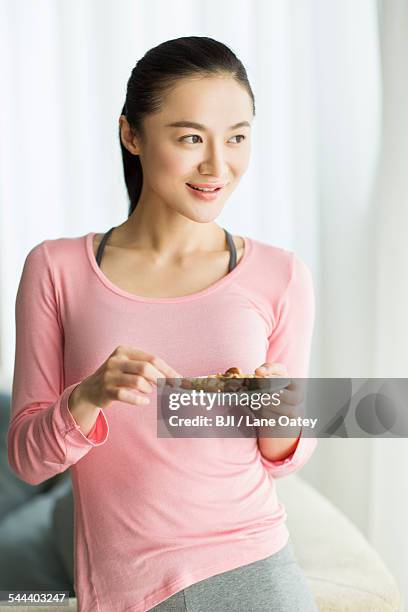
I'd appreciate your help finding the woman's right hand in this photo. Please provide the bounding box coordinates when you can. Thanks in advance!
[76,345,182,409]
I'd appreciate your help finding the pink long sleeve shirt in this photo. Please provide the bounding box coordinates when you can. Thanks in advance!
[8,231,317,612]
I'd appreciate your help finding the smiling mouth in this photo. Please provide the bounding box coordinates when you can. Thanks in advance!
[186,183,224,192]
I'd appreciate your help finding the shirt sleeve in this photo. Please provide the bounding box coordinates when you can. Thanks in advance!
[258,252,317,479]
[7,241,109,486]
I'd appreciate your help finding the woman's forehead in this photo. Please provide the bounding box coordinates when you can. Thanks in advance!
[152,78,253,127]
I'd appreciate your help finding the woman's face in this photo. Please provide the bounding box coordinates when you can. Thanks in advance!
[121,75,253,223]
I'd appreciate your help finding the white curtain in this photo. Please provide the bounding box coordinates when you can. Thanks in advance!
[0,0,406,606]
[370,0,408,600]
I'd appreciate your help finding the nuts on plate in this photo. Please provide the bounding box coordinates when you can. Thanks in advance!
[177,367,275,392]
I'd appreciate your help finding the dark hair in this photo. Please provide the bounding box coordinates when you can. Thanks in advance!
[119,36,255,216]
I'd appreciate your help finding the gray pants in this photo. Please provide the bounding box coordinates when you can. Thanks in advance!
[150,539,318,611]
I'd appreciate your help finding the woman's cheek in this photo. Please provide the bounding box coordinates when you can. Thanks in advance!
[155,143,187,171]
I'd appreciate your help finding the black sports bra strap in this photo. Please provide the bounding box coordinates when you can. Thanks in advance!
[95,226,115,267]
[95,226,238,272]
[224,229,237,272]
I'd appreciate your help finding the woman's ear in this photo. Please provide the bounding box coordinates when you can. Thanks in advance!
[119,115,140,155]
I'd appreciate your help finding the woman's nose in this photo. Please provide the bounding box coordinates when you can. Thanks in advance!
[199,146,227,177]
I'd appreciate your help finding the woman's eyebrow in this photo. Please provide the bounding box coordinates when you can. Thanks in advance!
[165,120,251,131]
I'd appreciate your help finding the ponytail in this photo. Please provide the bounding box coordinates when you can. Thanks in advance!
[119,103,143,217]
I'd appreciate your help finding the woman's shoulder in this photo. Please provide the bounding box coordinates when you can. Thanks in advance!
[247,235,294,271]
[248,234,290,256]
[24,233,89,273]
[17,234,90,298]
[245,236,313,294]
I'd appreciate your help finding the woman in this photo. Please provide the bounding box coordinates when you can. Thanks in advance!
[8,37,318,611]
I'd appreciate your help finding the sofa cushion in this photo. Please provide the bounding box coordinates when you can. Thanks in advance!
[0,476,75,599]
[276,475,403,611]
[50,482,74,586]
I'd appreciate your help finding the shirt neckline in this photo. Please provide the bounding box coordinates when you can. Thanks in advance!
[85,231,253,304]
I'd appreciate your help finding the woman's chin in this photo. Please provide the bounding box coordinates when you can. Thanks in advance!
[187,210,222,224]
[191,199,226,216]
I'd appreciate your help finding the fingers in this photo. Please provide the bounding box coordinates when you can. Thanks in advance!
[146,354,182,380]
[266,390,306,420]
[254,379,305,421]
[116,387,151,405]
[115,345,182,379]
[254,362,289,377]
[116,372,154,394]
[119,356,181,386]
[280,386,304,406]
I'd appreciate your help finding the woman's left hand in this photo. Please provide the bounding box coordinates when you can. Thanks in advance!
[253,362,306,423]
[254,362,288,378]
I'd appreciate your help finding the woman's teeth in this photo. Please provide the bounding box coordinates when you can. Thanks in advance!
[187,184,220,192]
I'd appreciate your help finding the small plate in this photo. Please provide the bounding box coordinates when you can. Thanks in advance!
[166,375,292,394]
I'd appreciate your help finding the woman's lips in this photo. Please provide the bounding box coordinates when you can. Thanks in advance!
[185,183,224,201]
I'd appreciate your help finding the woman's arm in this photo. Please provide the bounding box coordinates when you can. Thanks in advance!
[257,252,318,477]
[7,241,109,486]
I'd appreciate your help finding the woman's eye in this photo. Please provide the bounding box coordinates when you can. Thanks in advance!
[181,135,202,144]
[180,134,246,144]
